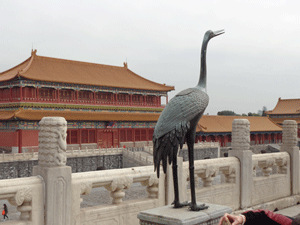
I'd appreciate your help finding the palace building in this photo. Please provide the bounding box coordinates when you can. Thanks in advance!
[195,115,282,147]
[0,50,174,152]
[0,50,285,153]
[267,98,300,138]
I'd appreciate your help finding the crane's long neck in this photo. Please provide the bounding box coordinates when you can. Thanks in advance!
[197,34,210,92]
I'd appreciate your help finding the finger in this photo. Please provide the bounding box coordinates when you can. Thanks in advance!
[218,216,225,225]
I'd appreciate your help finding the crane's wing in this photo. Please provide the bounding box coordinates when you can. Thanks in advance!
[154,88,209,139]
[153,88,209,177]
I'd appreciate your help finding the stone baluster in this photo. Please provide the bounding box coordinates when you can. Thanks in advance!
[18,202,31,220]
[33,117,71,225]
[258,158,275,177]
[79,182,93,203]
[199,166,219,187]
[222,166,236,184]
[281,120,299,194]
[141,175,159,198]
[105,177,133,204]
[276,157,288,174]
[9,188,32,221]
[229,119,252,209]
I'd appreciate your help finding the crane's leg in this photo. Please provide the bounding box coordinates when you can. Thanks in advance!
[187,130,208,211]
[172,150,189,208]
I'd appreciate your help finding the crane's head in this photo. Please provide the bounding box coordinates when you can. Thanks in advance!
[207,29,225,40]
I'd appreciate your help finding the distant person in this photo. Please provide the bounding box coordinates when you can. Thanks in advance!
[218,210,300,225]
[2,204,8,221]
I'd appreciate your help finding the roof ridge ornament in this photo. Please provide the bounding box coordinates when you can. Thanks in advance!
[123,62,128,69]
[31,49,37,56]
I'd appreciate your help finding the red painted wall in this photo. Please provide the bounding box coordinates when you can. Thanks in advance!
[21,130,39,146]
[0,131,18,147]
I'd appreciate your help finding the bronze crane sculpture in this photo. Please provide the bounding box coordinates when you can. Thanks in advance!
[153,29,224,211]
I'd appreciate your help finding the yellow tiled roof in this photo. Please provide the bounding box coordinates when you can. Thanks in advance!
[267,98,300,115]
[196,115,282,133]
[0,109,282,133]
[0,109,160,121]
[0,50,174,92]
[268,117,300,125]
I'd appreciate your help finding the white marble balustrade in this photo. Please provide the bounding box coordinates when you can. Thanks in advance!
[0,176,44,225]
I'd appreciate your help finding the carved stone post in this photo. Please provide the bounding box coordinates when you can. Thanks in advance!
[281,120,299,195]
[33,117,71,225]
[229,119,252,209]
[165,156,187,205]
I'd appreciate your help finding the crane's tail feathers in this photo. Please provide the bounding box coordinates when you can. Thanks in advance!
[153,121,190,178]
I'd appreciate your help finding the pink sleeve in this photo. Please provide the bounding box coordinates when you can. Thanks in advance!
[252,209,293,225]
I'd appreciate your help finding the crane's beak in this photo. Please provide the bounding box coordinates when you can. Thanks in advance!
[212,29,225,38]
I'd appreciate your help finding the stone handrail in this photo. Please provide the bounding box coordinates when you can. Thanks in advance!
[251,152,290,207]
[0,147,123,162]
[252,152,289,177]
[183,157,240,210]
[123,149,153,165]
[0,176,44,225]
[71,165,164,225]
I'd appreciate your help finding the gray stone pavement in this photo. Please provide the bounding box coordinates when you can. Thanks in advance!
[277,204,300,218]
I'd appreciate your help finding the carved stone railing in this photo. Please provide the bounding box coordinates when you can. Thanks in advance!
[71,165,164,225]
[0,147,123,162]
[0,176,44,225]
[251,152,290,206]
[123,149,153,166]
[183,157,240,210]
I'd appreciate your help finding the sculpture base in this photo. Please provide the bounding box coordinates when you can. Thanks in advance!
[138,203,232,225]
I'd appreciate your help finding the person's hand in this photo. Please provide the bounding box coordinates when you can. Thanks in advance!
[218,213,246,225]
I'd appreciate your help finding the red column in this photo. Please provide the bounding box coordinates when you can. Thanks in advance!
[79,129,82,148]
[37,87,39,102]
[20,86,23,101]
[166,95,168,104]
[94,92,96,105]
[224,135,228,147]
[18,129,22,153]
[57,89,60,103]
[115,93,118,105]
[9,87,12,102]
[76,90,79,104]
[133,129,135,145]
[130,94,132,106]
[144,95,146,106]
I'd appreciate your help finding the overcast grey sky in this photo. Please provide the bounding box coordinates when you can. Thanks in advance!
[1,0,299,115]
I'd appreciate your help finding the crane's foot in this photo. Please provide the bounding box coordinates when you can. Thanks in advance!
[189,203,209,211]
[172,201,189,208]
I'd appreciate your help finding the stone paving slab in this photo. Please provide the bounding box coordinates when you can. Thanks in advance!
[277,204,300,218]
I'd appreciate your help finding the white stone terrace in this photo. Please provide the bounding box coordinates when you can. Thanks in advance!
[0,118,299,225]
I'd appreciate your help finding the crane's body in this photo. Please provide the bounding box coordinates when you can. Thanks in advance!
[153,29,224,211]
[153,88,208,176]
